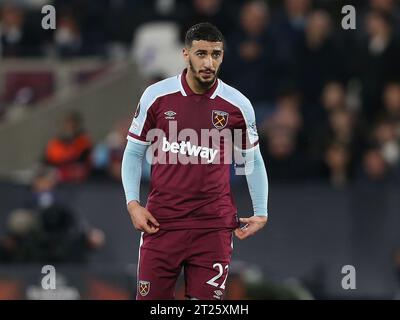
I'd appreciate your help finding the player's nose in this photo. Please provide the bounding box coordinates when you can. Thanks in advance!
[203,55,213,68]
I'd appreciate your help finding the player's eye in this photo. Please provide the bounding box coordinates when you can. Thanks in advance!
[212,52,221,58]
[197,52,206,57]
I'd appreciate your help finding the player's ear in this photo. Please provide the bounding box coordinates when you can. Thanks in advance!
[182,47,189,63]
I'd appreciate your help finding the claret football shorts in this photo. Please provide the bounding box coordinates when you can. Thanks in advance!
[136,228,233,300]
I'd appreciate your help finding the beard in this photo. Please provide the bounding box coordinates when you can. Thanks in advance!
[189,59,220,90]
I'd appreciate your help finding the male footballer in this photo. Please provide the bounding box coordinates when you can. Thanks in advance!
[122,22,269,300]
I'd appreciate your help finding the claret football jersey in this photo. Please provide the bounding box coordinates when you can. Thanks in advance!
[127,69,259,230]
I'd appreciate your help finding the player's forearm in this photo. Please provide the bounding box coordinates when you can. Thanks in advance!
[244,146,269,217]
[121,140,147,204]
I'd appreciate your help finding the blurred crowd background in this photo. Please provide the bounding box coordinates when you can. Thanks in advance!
[0,0,400,299]
[1,0,400,187]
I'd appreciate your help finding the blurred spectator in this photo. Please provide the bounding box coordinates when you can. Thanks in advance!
[370,0,397,12]
[105,119,129,181]
[283,0,311,29]
[303,80,347,129]
[357,148,392,185]
[179,0,237,43]
[371,118,400,167]
[31,205,105,263]
[0,209,37,262]
[24,166,62,211]
[296,10,344,105]
[0,3,44,57]
[44,111,93,183]
[270,0,311,81]
[369,0,400,35]
[1,165,105,264]
[304,81,347,128]
[259,88,308,182]
[261,126,308,182]
[309,108,367,181]
[54,14,83,58]
[383,82,400,135]
[323,142,350,188]
[263,88,303,133]
[0,205,105,263]
[93,118,129,181]
[327,109,365,162]
[0,4,25,57]
[223,0,276,103]
[321,81,347,113]
[93,118,151,181]
[54,0,110,56]
[355,9,400,121]
[328,109,356,145]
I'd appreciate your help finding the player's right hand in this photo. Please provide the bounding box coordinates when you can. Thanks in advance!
[127,201,160,234]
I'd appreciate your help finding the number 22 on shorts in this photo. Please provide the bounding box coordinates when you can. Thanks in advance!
[206,263,229,289]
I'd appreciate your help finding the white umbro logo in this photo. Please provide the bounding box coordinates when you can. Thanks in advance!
[213,289,223,300]
[164,110,176,120]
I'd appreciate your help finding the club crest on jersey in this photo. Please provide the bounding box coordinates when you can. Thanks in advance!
[212,110,229,129]
[138,280,150,296]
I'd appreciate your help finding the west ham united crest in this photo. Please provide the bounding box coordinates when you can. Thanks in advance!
[138,280,150,296]
[212,110,229,129]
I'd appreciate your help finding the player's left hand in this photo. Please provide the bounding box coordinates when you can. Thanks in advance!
[234,216,268,240]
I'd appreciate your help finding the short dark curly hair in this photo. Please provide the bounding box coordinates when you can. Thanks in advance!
[184,22,224,48]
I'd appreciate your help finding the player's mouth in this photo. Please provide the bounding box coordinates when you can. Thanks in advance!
[200,70,215,78]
